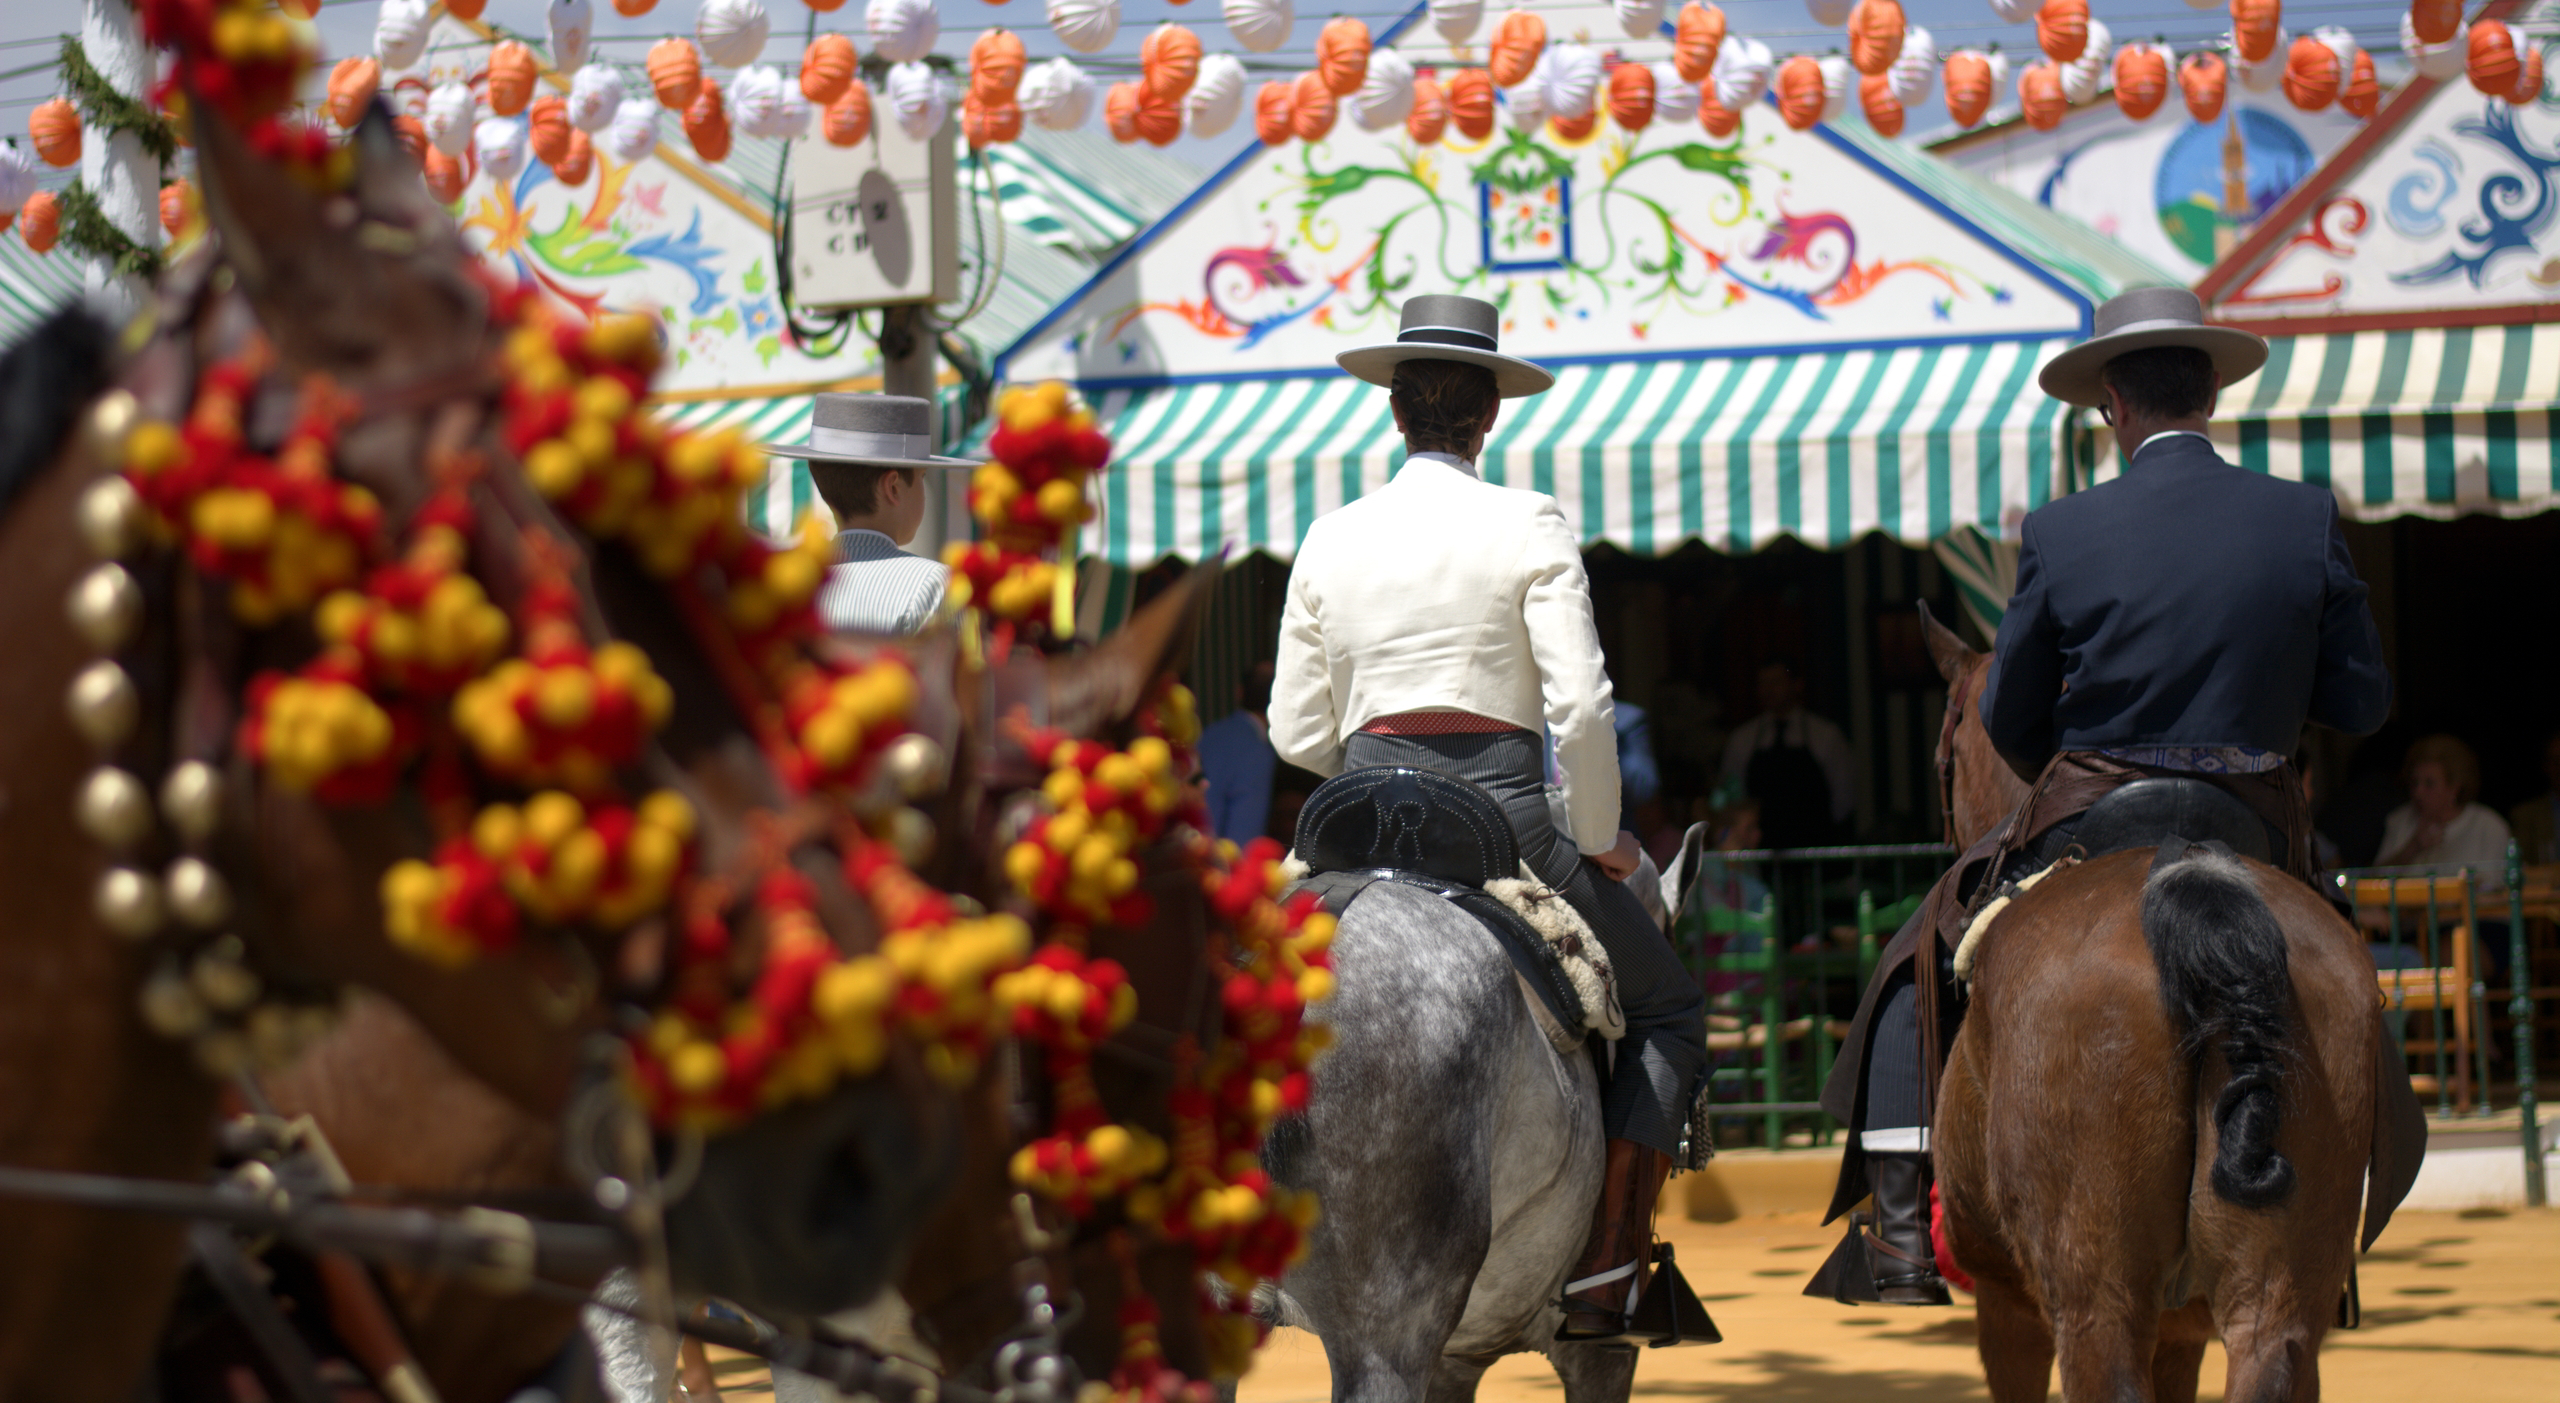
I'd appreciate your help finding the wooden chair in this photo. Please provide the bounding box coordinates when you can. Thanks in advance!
[2345,871,2492,1114]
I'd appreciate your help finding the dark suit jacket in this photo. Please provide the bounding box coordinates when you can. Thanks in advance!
[1981,432,2392,774]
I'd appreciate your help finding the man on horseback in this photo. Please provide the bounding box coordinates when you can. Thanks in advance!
[1811,287,2400,1306]
[1272,295,1708,1344]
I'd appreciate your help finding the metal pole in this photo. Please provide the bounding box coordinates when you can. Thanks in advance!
[2509,840,2545,1207]
[879,302,946,559]
[80,0,163,319]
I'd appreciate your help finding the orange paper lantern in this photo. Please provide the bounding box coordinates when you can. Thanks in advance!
[963,92,1025,148]
[2511,44,2545,105]
[19,190,59,253]
[1550,111,1599,141]
[2036,0,2089,65]
[447,0,487,18]
[1775,54,1826,129]
[1105,81,1142,142]
[824,81,874,145]
[1408,73,1449,144]
[554,130,595,185]
[1448,68,1496,139]
[1317,17,1372,97]
[487,41,538,117]
[1860,73,1904,136]
[1608,62,1656,130]
[2282,34,2339,110]
[614,0,660,15]
[804,34,858,105]
[685,79,731,162]
[2020,62,2066,129]
[649,39,704,111]
[2114,44,2168,120]
[1292,70,1339,142]
[1142,24,1204,103]
[392,115,428,164]
[1135,89,1182,146]
[1848,0,1906,77]
[807,0,848,10]
[1489,11,1547,88]
[421,148,468,204]
[1255,81,1295,144]
[2340,47,2379,117]
[1673,3,1726,84]
[159,180,193,237]
[2468,20,2520,97]
[2180,50,2228,121]
[29,98,81,169]
[970,29,1027,103]
[2231,0,2281,65]
[1944,51,1994,127]
[2408,0,2460,46]
[528,96,573,166]
[277,0,320,17]
[328,57,381,129]
[1698,87,1741,137]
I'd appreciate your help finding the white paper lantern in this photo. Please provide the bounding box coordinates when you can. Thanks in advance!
[1048,0,1122,56]
[2232,28,2287,92]
[1503,76,1550,131]
[730,64,788,134]
[2399,11,2465,81]
[475,115,529,183]
[0,142,36,215]
[1020,57,1096,129]
[1887,24,1936,104]
[1351,49,1417,130]
[2311,24,2358,103]
[1186,52,1249,137]
[1817,52,1852,120]
[1542,43,1603,118]
[1430,0,1483,45]
[1805,0,1853,27]
[2059,17,2111,104]
[697,0,771,69]
[1985,47,2010,88]
[867,0,940,66]
[604,99,660,162]
[549,0,593,75]
[1223,0,1294,54]
[424,81,476,155]
[1986,0,2038,23]
[375,0,432,70]
[1651,62,1701,122]
[568,64,627,132]
[1614,0,1666,40]
[887,60,951,139]
[1713,34,1773,112]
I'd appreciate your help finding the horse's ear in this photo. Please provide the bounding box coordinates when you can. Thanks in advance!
[1918,600,1981,688]
[1046,560,1221,739]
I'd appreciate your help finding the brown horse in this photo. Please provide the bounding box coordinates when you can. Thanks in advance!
[0,96,958,1399]
[1920,607,2408,1403]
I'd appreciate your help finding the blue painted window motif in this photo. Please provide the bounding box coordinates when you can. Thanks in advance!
[1477,133,1574,274]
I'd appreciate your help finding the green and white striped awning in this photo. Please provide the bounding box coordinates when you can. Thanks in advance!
[1064,338,2079,568]
[968,145,1148,259]
[2173,323,2560,519]
[0,237,88,346]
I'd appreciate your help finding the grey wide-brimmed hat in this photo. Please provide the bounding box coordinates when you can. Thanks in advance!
[762,393,979,469]
[1335,294,1556,398]
[2037,287,2269,408]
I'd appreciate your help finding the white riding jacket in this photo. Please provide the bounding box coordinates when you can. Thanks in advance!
[1270,452,1621,856]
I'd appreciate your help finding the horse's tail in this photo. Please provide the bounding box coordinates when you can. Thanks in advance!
[2139,839,2297,1209]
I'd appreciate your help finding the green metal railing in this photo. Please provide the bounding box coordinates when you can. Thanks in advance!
[1670,843,1949,1149]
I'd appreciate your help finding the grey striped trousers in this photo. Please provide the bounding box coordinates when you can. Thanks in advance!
[1342,731,1708,1159]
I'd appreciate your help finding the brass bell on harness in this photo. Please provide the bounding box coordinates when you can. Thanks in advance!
[95,866,167,940]
[77,767,156,850]
[76,471,146,560]
[67,662,141,750]
[161,762,226,845]
[67,562,144,653]
[165,857,233,929]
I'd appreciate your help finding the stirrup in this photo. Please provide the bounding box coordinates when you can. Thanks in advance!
[1624,1243,1719,1348]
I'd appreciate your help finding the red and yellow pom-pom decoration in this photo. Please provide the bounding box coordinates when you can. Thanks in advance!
[451,583,674,795]
[241,654,411,803]
[779,656,921,792]
[382,789,696,966]
[139,0,350,190]
[945,381,1111,643]
[315,495,512,695]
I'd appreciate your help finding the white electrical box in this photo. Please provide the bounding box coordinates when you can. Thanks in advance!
[787,115,959,309]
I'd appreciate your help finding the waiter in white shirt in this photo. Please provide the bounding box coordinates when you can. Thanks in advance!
[764,392,977,636]
[1270,295,1706,1345]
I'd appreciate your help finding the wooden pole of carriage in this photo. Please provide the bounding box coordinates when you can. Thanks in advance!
[79,0,164,316]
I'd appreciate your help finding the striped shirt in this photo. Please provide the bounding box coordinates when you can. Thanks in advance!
[817,529,948,636]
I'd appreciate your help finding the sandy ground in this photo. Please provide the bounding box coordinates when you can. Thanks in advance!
[701,1207,2560,1402]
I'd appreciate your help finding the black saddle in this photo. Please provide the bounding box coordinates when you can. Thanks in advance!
[1293,767,1590,1036]
[2033,777,2275,867]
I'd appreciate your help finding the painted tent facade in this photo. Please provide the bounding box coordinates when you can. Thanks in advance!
[996,4,2174,570]
[2188,0,2559,522]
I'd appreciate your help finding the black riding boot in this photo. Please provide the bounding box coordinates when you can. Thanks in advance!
[1864,1152,1951,1305]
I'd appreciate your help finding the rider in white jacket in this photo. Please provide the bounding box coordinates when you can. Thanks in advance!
[1271,295,1707,1346]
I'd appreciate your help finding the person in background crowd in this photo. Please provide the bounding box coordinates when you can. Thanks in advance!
[1719,660,1854,848]
[1197,663,1279,847]
[2509,730,2560,865]
[2378,734,2513,869]
[769,393,976,636]
[1679,789,1770,1001]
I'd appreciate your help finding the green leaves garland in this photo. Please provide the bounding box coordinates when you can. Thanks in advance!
[58,180,164,281]
[60,35,179,164]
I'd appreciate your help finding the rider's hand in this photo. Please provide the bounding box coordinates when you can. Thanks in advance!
[1589,831,1643,883]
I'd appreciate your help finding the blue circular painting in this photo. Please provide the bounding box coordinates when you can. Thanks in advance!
[2154,110,2317,266]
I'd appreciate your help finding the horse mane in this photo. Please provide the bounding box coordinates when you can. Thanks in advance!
[0,300,113,519]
